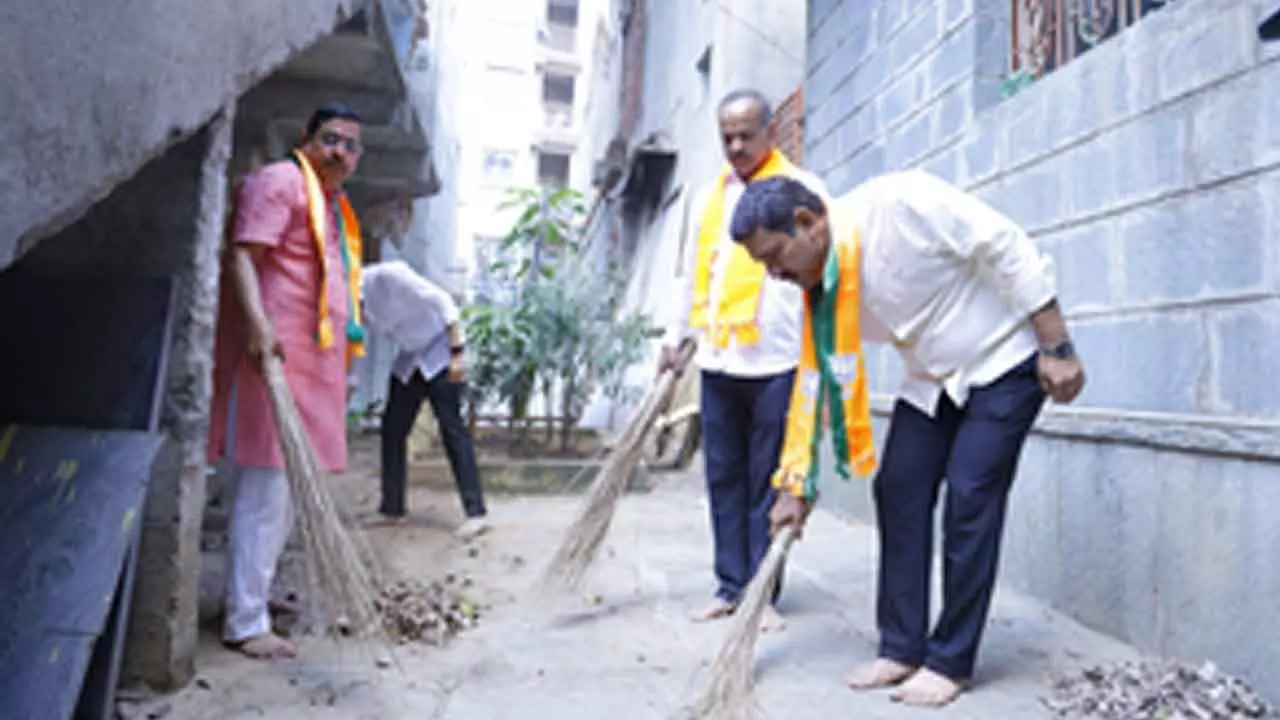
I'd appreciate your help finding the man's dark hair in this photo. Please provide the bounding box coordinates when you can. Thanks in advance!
[729,176,827,242]
[718,88,773,128]
[305,101,362,138]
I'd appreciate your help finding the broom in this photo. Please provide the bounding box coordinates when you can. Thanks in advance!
[689,524,799,720]
[536,339,696,595]
[262,354,385,640]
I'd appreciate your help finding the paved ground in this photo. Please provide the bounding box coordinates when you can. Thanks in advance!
[133,462,1138,720]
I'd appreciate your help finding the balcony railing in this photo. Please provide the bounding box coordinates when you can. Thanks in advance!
[1010,0,1173,83]
[540,22,576,53]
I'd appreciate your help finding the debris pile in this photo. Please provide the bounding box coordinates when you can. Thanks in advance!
[1044,660,1274,719]
[376,576,480,645]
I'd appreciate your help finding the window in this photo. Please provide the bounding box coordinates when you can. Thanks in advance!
[537,152,571,188]
[481,150,518,186]
[542,72,575,130]
[547,0,579,27]
[1010,0,1170,85]
[541,0,579,52]
[542,73,576,105]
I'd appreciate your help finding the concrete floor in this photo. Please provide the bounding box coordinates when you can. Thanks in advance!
[132,464,1139,720]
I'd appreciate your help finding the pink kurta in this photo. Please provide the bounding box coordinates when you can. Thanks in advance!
[207,161,351,472]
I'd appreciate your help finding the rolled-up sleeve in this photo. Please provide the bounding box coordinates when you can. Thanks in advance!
[232,164,300,248]
[895,171,1057,316]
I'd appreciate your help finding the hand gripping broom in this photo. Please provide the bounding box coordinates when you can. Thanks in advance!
[536,339,696,595]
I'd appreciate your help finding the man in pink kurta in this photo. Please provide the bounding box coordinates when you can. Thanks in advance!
[207,102,365,660]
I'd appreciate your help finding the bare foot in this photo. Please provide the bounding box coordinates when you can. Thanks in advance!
[847,658,917,690]
[227,633,297,660]
[890,668,965,707]
[760,606,787,634]
[455,516,491,541]
[690,598,736,623]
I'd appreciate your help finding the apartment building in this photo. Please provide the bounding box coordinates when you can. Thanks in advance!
[419,0,603,301]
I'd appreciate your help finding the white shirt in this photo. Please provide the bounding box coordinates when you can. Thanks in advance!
[666,167,830,378]
[834,169,1057,416]
[360,261,463,383]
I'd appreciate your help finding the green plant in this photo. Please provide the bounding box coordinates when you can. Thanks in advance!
[492,186,587,283]
[463,186,653,452]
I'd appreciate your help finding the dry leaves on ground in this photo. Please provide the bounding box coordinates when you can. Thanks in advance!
[1044,660,1274,719]
[376,577,480,646]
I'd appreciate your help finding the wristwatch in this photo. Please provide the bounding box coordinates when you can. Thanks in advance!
[1039,340,1076,360]
[450,344,465,357]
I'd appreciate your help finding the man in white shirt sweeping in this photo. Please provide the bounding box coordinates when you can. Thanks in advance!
[361,260,489,540]
[729,172,1086,708]
[658,89,828,631]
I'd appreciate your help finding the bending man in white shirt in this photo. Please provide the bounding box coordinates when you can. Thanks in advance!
[361,261,489,540]
[729,172,1086,708]
[658,89,827,630]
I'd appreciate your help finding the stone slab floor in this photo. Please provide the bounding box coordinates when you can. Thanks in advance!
[132,459,1138,719]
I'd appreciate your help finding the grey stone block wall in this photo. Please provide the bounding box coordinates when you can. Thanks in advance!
[806,0,1280,698]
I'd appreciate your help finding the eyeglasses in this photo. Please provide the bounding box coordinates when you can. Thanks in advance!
[318,130,362,154]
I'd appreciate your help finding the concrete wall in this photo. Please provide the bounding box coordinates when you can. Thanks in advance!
[9,108,233,688]
[0,0,366,271]
[804,0,1280,697]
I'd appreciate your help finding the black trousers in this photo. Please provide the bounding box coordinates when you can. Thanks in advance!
[699,369,794,604]
[873,354,1045,680]
[379,368,487,519]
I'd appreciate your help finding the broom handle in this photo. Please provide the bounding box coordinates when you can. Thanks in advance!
[260,353,320,468]
[764,524,798,570]
[261,354,294,423]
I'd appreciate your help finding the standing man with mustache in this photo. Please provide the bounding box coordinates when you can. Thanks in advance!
[208,102,368,660]
[728,172,1086,708]
[658,89,828,631]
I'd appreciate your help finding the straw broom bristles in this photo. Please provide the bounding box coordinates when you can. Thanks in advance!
[262,355,385,641]
[536,340,696,595]
[689,525,798,720]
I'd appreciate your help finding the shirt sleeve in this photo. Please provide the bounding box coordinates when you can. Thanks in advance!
[232,164,300,248]
[359,266,389,335]
[663,185,706,346]
[890,171,1057,317]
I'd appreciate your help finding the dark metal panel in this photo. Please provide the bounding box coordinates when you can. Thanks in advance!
[0,427,165,720]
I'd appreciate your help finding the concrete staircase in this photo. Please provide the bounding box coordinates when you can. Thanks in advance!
[1,0,437,271]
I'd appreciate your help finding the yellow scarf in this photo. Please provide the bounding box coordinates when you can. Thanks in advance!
[689,149,799,349]
[293,150,366,367]
[773,226,877,501]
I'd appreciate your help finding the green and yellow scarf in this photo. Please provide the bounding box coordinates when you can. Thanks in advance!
[293,150,366,366]
[772,226,877,501]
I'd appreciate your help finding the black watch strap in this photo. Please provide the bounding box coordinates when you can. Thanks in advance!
[1040,340,1075,360]
[450,344,465,357]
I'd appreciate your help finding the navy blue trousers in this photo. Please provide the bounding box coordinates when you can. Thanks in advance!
[699,369,795,604]
[873,354,1045,680]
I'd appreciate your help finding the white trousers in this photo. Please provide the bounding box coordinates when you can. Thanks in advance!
[224,465,294,642]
